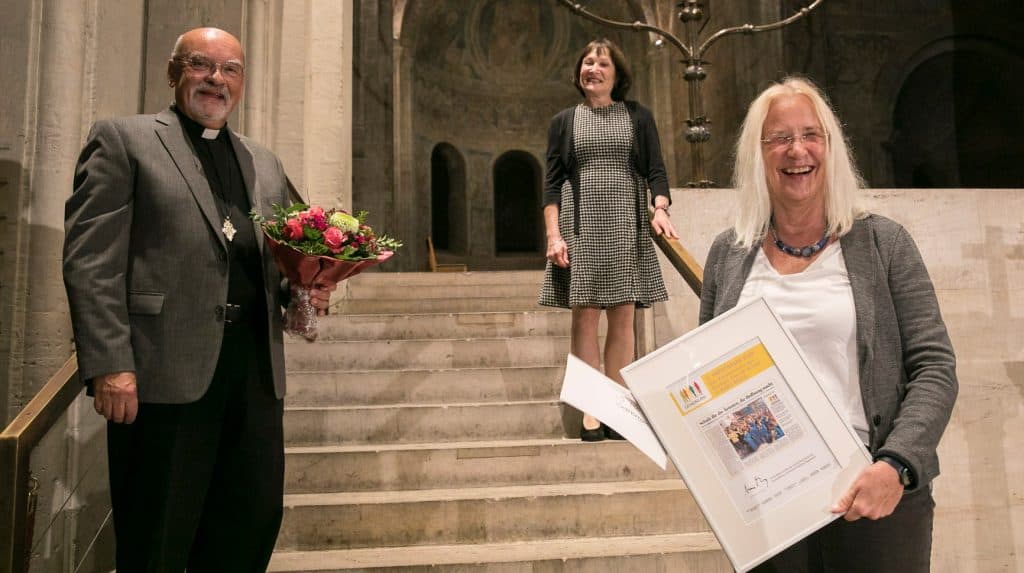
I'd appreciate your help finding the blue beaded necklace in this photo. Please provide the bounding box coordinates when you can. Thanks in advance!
[769,221,829,258]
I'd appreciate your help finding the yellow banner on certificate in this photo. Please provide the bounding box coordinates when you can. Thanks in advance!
[701,343,774,395]
[667,342,774,416]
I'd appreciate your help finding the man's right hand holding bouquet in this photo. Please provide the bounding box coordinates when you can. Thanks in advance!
[306,283,337,316]
[252,204,402,341]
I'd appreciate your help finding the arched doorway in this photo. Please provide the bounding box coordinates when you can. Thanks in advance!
[431,143,467,253]
[890,45,1024,187]
[493,151,541,254]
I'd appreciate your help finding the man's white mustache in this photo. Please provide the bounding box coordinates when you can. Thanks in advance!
[193,82,230,102]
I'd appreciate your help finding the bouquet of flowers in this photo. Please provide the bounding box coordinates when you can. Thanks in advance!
[252,203,401,341]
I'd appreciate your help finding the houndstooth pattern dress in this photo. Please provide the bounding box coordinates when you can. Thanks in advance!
[538,102,668,309]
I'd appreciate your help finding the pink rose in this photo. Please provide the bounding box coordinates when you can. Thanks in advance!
[284,218,305,240]
[307,207,328,231]
[324,226,344,253]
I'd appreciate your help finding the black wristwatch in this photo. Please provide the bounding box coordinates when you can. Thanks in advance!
[876,455,914,488]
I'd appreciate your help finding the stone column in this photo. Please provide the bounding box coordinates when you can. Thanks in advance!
[273,1,308,195]
[392,41,417,270]
[303,0,353,210]
[241,0,283,146]
[270,0,353,210]
[5,0,92,417]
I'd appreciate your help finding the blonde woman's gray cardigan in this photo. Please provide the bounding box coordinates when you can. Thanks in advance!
[699,214,958,491]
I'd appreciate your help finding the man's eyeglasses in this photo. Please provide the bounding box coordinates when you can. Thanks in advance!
[175,55,244,80]
[760,130,827,150]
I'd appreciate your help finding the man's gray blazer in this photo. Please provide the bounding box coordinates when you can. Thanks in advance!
[64,107,289,403]
[699,214,958,490]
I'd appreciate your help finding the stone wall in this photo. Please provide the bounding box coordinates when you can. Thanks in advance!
[658,187,1024,572]
[652,1,1024,189]
[781,0,1024,188]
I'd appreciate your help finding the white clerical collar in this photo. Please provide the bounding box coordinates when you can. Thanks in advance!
[201,128,221,140]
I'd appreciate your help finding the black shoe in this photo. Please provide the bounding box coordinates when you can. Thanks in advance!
[580,423,606,442]
[604,426,626,440]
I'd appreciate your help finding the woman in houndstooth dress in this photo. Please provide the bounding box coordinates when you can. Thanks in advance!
[538,39,678,441]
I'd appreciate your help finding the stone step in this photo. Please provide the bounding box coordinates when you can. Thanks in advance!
[268,533,730,572]
[333,296,545,314]
[295,310,570,342]
[349,271,544,288]
[285,337,570,371]
[284,401,566,446]
[276,480,707,551]
[284,438,677,493]
[345,282,541,301]
[286,366,564,407]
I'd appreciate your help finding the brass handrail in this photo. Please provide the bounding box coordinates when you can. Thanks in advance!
[654,233,703,297]
[0,354,82,573]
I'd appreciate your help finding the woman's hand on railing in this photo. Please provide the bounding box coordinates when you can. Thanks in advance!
[93,371,139,424]
[651,208,679,239]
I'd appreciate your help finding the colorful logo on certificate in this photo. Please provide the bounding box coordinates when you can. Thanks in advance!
[667,377,710,414]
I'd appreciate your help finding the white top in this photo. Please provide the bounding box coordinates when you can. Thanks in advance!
[737,242,869,443]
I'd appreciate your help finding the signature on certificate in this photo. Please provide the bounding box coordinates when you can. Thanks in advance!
[744,475,769,493]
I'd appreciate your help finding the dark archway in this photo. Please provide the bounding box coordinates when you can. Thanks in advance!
[890,45,1024,188]
[430,143,466,252]
[493,151,542,254]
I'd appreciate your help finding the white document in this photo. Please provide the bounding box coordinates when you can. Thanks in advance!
[559,354,669,469]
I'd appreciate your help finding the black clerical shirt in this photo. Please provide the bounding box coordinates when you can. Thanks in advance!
[174,106,266,325]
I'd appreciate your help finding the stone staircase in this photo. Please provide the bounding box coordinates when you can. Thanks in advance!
[268,271,730,572]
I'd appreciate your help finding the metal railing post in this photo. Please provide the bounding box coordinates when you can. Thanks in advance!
[0,356,82,573]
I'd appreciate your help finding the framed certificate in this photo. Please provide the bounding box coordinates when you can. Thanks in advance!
[620,297,871,572]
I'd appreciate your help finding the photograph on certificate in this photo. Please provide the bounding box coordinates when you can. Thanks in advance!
[663,337,840,524]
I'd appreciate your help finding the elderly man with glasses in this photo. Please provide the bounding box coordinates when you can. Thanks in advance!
[63,27,337,571]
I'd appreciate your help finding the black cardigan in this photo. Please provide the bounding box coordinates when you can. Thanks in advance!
[542,100,671,235]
